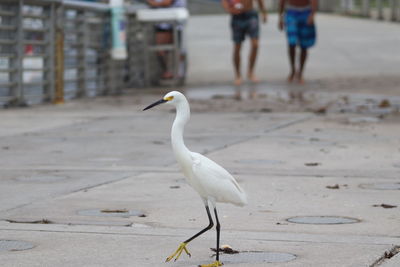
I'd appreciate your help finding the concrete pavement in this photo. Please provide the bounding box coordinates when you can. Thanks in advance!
[1,14,400,267]
[0,92,399,266]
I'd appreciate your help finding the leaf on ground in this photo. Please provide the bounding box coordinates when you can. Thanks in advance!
[6,219,52,224]
[379,99,391,108]
[314,106,327,114]
[372,204,397,209]
[326,184,340,189]
[260,108,272,113]
[210,245,239,254]
[305,162,321,166]
[101,209,128,213]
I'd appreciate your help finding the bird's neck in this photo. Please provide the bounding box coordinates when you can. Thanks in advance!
[171,100,191,163]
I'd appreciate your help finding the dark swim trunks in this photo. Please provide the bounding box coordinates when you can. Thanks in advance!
[231,10,259,44]
[285,8,316,48]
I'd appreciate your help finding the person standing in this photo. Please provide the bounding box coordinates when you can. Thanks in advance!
[278,0,317,84]
[222,0,267,86]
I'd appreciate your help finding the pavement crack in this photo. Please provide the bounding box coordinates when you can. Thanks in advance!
[370,245,400,266]
[5,219,53,224]
[49,115,314,197]
[263,114,314,134]
[201,114,314,157]
[0,228,179,238]
[1,174,140,214]
[67,174,136,194]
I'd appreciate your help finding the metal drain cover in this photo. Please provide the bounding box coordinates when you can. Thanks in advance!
[287,216,359,224]
[360,183,400,190]
[0,240,34,252]
[222,251,296,264]
[77,209,145,218]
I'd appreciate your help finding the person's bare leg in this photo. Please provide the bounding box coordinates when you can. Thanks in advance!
[156,31,173,79]
[233,43,242,86]
[288,45,296,83]
[247,38,259,83]
[297,47,308,84]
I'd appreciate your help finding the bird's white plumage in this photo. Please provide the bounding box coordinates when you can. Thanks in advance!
[191,152,247,206]
[163,91,247,207]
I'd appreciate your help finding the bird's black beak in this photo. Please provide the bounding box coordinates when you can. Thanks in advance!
[143,99,167,111]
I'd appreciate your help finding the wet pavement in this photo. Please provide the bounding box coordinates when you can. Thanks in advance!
[0,14,400,267]
[186,13,400,86]
[186,81,400,115]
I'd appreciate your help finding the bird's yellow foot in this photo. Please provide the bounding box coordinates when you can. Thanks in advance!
[198,261,223,267]
[165,242,191,262]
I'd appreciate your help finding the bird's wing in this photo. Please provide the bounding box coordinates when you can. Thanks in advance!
[190,152,247,206]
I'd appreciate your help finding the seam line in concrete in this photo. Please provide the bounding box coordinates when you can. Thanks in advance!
[0,227,398,247]
[198,114,314,159]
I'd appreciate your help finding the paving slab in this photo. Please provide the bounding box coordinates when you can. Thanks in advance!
[1,12,400,267]
[1,96,399,266]
[0,222,392,267]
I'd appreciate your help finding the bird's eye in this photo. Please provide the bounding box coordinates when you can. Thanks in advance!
[164,96,174,101]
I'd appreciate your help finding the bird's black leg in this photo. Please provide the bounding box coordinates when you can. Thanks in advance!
[214,208,221,262]
[166,205,215,262]
[184,205,214,243]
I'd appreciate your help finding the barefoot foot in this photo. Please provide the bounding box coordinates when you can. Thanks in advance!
[296,73,305,85]
[295,72,305,84]
[247,74,259,83]
[234,77,242,86]
[287,71,295,83]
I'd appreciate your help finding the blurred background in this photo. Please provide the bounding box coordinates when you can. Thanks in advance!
[0,0,399,106]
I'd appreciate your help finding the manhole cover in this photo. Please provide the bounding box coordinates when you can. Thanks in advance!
[222,251,296,264]
[77,209,145,218]
[15,174,68,183]
[236,159,283,165]
[0,240,34,252]
[287,216,359,224]
[360,183,400,190]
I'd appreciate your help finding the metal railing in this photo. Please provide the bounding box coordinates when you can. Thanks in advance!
[0,0,58,106]
[0,0,146,107]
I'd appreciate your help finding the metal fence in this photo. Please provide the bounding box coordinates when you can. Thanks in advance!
[0,0,146,107]
[0,0,56,106]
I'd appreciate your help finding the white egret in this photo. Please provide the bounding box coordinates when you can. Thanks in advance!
[143,91,247,267]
